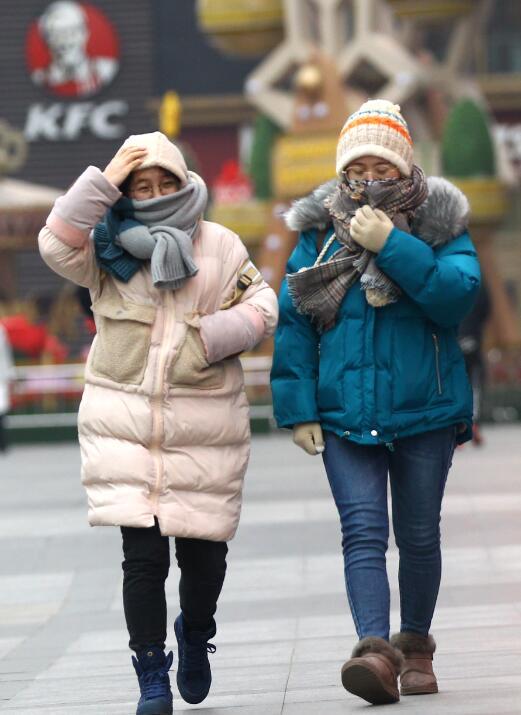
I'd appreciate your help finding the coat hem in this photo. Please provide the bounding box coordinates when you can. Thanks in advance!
[321,416,472,446]
[88,503,240,541]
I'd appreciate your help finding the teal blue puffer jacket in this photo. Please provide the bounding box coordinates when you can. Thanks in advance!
[271,178,481,446]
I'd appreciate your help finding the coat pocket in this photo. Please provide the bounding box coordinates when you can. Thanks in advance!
[317,325,346,412]
[168,326,225,390]
[391,319,451,412]
[91,292,156,385]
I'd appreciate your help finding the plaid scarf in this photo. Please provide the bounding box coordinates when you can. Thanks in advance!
[287,165,428,332]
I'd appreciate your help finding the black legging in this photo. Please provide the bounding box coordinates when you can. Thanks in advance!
[121,519,228,652]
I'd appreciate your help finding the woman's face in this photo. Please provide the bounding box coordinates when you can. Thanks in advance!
[343,155,401,182]
[127,167,180,200]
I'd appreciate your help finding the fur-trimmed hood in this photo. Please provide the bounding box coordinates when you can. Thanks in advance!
[285,176,469,248]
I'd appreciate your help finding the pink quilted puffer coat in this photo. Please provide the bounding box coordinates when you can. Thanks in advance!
[39,167,278,541]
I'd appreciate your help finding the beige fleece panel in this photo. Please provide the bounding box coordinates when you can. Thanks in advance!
[168,326,225,390]
[91,282,156,385]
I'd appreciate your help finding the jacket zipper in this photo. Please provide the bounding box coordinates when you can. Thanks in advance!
[150,291,175,508]
[432,333,442,395]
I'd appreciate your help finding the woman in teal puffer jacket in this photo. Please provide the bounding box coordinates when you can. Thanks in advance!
[271,99,480,706]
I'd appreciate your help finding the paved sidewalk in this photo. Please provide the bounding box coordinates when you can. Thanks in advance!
[1,425,521,714]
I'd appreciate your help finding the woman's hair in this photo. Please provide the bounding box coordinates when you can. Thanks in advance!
[120,168,181,198]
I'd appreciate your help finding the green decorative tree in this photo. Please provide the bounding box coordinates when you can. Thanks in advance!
[248,113,281,199]
[441,99,495,177]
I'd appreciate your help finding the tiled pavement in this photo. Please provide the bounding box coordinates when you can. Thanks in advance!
[1,425,521,713]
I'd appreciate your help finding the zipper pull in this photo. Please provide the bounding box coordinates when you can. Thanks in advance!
[432,333,442,395]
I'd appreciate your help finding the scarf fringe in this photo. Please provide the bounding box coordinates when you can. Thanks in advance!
[360,272,400,295]
[287,272,330,332]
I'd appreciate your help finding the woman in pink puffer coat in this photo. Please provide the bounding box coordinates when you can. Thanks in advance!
[39,132,278,715]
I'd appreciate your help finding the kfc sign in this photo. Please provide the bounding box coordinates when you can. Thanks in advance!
[24,2,127,140]
[26,1,119,98]
[24,100,128,141]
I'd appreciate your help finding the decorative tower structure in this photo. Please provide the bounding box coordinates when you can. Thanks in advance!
[442,99,521,348]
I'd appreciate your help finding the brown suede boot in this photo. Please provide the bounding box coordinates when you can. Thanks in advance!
[341,636,403,705]
[390,632,437,695]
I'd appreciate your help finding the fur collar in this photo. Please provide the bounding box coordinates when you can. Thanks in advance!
[285,176,469,247]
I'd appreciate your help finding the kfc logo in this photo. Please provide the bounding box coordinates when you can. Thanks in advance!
[26,1,119,98]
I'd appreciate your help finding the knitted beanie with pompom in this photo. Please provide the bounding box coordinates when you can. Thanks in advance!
[336,99,413,177]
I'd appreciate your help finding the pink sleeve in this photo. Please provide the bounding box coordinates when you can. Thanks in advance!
[198,227,279,363]
[46,165,122,248]
[199,303,266,364]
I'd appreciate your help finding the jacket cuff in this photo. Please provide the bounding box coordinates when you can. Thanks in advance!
[199,304,265,364]
[271,378,319,429]
[375,226,434,287]
[46,166,122,247]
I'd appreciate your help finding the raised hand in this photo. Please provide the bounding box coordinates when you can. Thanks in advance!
[350,206,394,253]
[102,145,148,187]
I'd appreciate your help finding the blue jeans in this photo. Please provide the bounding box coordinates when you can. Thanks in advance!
[322,427,455,640]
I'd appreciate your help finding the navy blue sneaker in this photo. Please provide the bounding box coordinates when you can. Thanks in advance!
[174,614,216,704]
[132,647,174,715]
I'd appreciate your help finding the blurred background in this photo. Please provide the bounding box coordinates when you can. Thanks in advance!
[0,0,520,445]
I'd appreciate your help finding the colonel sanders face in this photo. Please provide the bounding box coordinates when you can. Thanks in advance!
[39,1,89,70]
[30,1,119,97]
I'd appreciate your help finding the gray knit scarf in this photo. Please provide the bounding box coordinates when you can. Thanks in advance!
[287,165,428,332]
[114,171,208,290]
